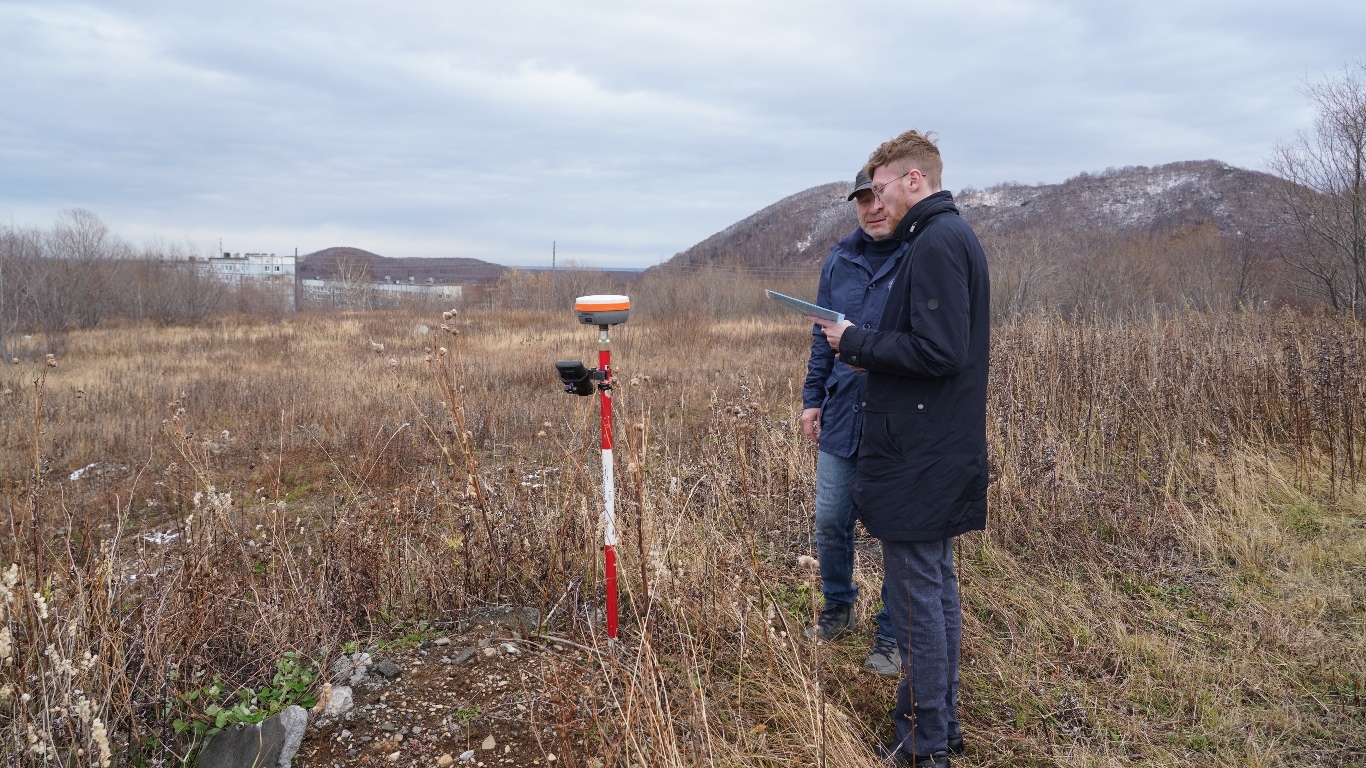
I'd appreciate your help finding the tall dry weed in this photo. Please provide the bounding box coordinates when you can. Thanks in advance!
[0,303,1362,766]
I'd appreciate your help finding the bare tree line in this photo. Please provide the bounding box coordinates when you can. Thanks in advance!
[1269,61,1366,317]
[0,209,288,362]
[479,220,1308,324]
[980,223,1302,320]
[4,62,1361,354]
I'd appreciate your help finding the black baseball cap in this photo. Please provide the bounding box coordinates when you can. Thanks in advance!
[848,169,872,200]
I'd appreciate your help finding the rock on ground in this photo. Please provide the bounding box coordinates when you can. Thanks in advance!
[321,685,354,718]
[197,705,309,768]
[330,652,373,685]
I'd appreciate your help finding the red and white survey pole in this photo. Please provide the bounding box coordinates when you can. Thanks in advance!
[554,294,630,642]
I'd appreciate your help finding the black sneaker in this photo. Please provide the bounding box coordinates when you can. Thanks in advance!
[863,633,901,676]
[802,603,854,641]
[947,731,964,756]
[874,742,950,767]
[914,751,951,768]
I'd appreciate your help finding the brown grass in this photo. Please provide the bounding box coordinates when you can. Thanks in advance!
[1,299,1363,766]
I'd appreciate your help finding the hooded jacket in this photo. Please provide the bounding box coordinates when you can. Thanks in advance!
[837,191,990,541]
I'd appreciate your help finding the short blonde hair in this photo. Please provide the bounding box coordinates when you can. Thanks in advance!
[864,130,943,190]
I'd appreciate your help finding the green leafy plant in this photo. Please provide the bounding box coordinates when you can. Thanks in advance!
[450,705,483,724]
[171,652,320,737]
[384,618,437,648]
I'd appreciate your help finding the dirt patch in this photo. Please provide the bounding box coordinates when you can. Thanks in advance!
[302,621,594,767]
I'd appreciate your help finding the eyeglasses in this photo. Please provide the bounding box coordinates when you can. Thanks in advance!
[871,168,919,201]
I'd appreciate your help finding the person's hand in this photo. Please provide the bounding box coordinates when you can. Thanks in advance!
[800,407,821,442]
[809,317,855,352]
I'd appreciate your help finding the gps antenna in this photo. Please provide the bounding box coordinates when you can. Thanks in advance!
[554,294,631,642]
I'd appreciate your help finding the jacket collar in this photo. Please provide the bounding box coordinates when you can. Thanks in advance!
[834,227,904,281]
[892,190,958,242]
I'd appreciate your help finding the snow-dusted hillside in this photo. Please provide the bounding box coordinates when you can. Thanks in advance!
[957,160,1283,235]
[664,160,1286,272]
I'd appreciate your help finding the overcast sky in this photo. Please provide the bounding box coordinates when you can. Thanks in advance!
[1,2,1362,267]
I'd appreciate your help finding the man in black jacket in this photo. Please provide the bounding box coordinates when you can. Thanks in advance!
[813,130,989,766]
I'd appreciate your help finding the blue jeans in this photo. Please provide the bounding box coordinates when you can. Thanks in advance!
[882,537,962,757]
[815,451,892,641]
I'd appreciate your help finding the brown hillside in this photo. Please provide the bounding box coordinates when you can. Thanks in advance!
[663,160,1287,273]
[659,182,857,276]
[299,247,508,284]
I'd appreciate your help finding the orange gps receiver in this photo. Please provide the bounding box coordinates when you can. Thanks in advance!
[574,294,630,326]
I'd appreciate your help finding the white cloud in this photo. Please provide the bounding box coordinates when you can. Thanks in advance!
[1,0,1363,265]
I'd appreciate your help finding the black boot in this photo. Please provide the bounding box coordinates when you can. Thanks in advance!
[802,603,854,641]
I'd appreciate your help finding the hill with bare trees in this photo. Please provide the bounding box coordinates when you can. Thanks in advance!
[661,183,858,276]
[658,160,1306,315]
[959,160,1285,237]
[299,247,508,284]
[663,160,1284,275]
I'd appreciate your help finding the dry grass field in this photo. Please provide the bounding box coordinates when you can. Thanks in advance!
[1,295,1364,766]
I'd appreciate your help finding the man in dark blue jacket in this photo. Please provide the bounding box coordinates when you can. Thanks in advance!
[801,169,904,676]
[814,130,989,767]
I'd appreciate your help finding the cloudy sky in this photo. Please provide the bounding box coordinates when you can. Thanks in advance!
[1,2,1362,267]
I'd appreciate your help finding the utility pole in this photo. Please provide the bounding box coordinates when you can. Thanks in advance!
[293,247,300,314]
[552,241,557,271]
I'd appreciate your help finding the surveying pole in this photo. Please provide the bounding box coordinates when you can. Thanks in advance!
[554,294,630,641]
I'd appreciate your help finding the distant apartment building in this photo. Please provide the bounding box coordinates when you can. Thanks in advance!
[183,250,465,310]
[205,252,296,285]
[300,274,462,308]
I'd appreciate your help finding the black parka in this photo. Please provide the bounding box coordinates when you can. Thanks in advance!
[838,191,990,542]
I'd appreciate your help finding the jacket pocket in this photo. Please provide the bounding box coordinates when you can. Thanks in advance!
[861,411,899,459]
[887,411,924,456]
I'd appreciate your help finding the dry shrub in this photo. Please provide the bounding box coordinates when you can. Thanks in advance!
[1,303,1363,766]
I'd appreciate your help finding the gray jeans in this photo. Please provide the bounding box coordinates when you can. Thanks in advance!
[882,537,962,757]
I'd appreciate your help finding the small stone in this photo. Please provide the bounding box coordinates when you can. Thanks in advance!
[453,647,479,665]
[330,652,373,685]
[322,686,354,718]
[411,725,422,735]
[433,637,451,646]
[372,658,402,679]
[459,750,476,762]
[481,647,497,657]
[481,735,495,750]
[500,643,519,655]
[547,754,557,763]
[437,754,454,767]
[387,751,401,762]
[338,730,351,741]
